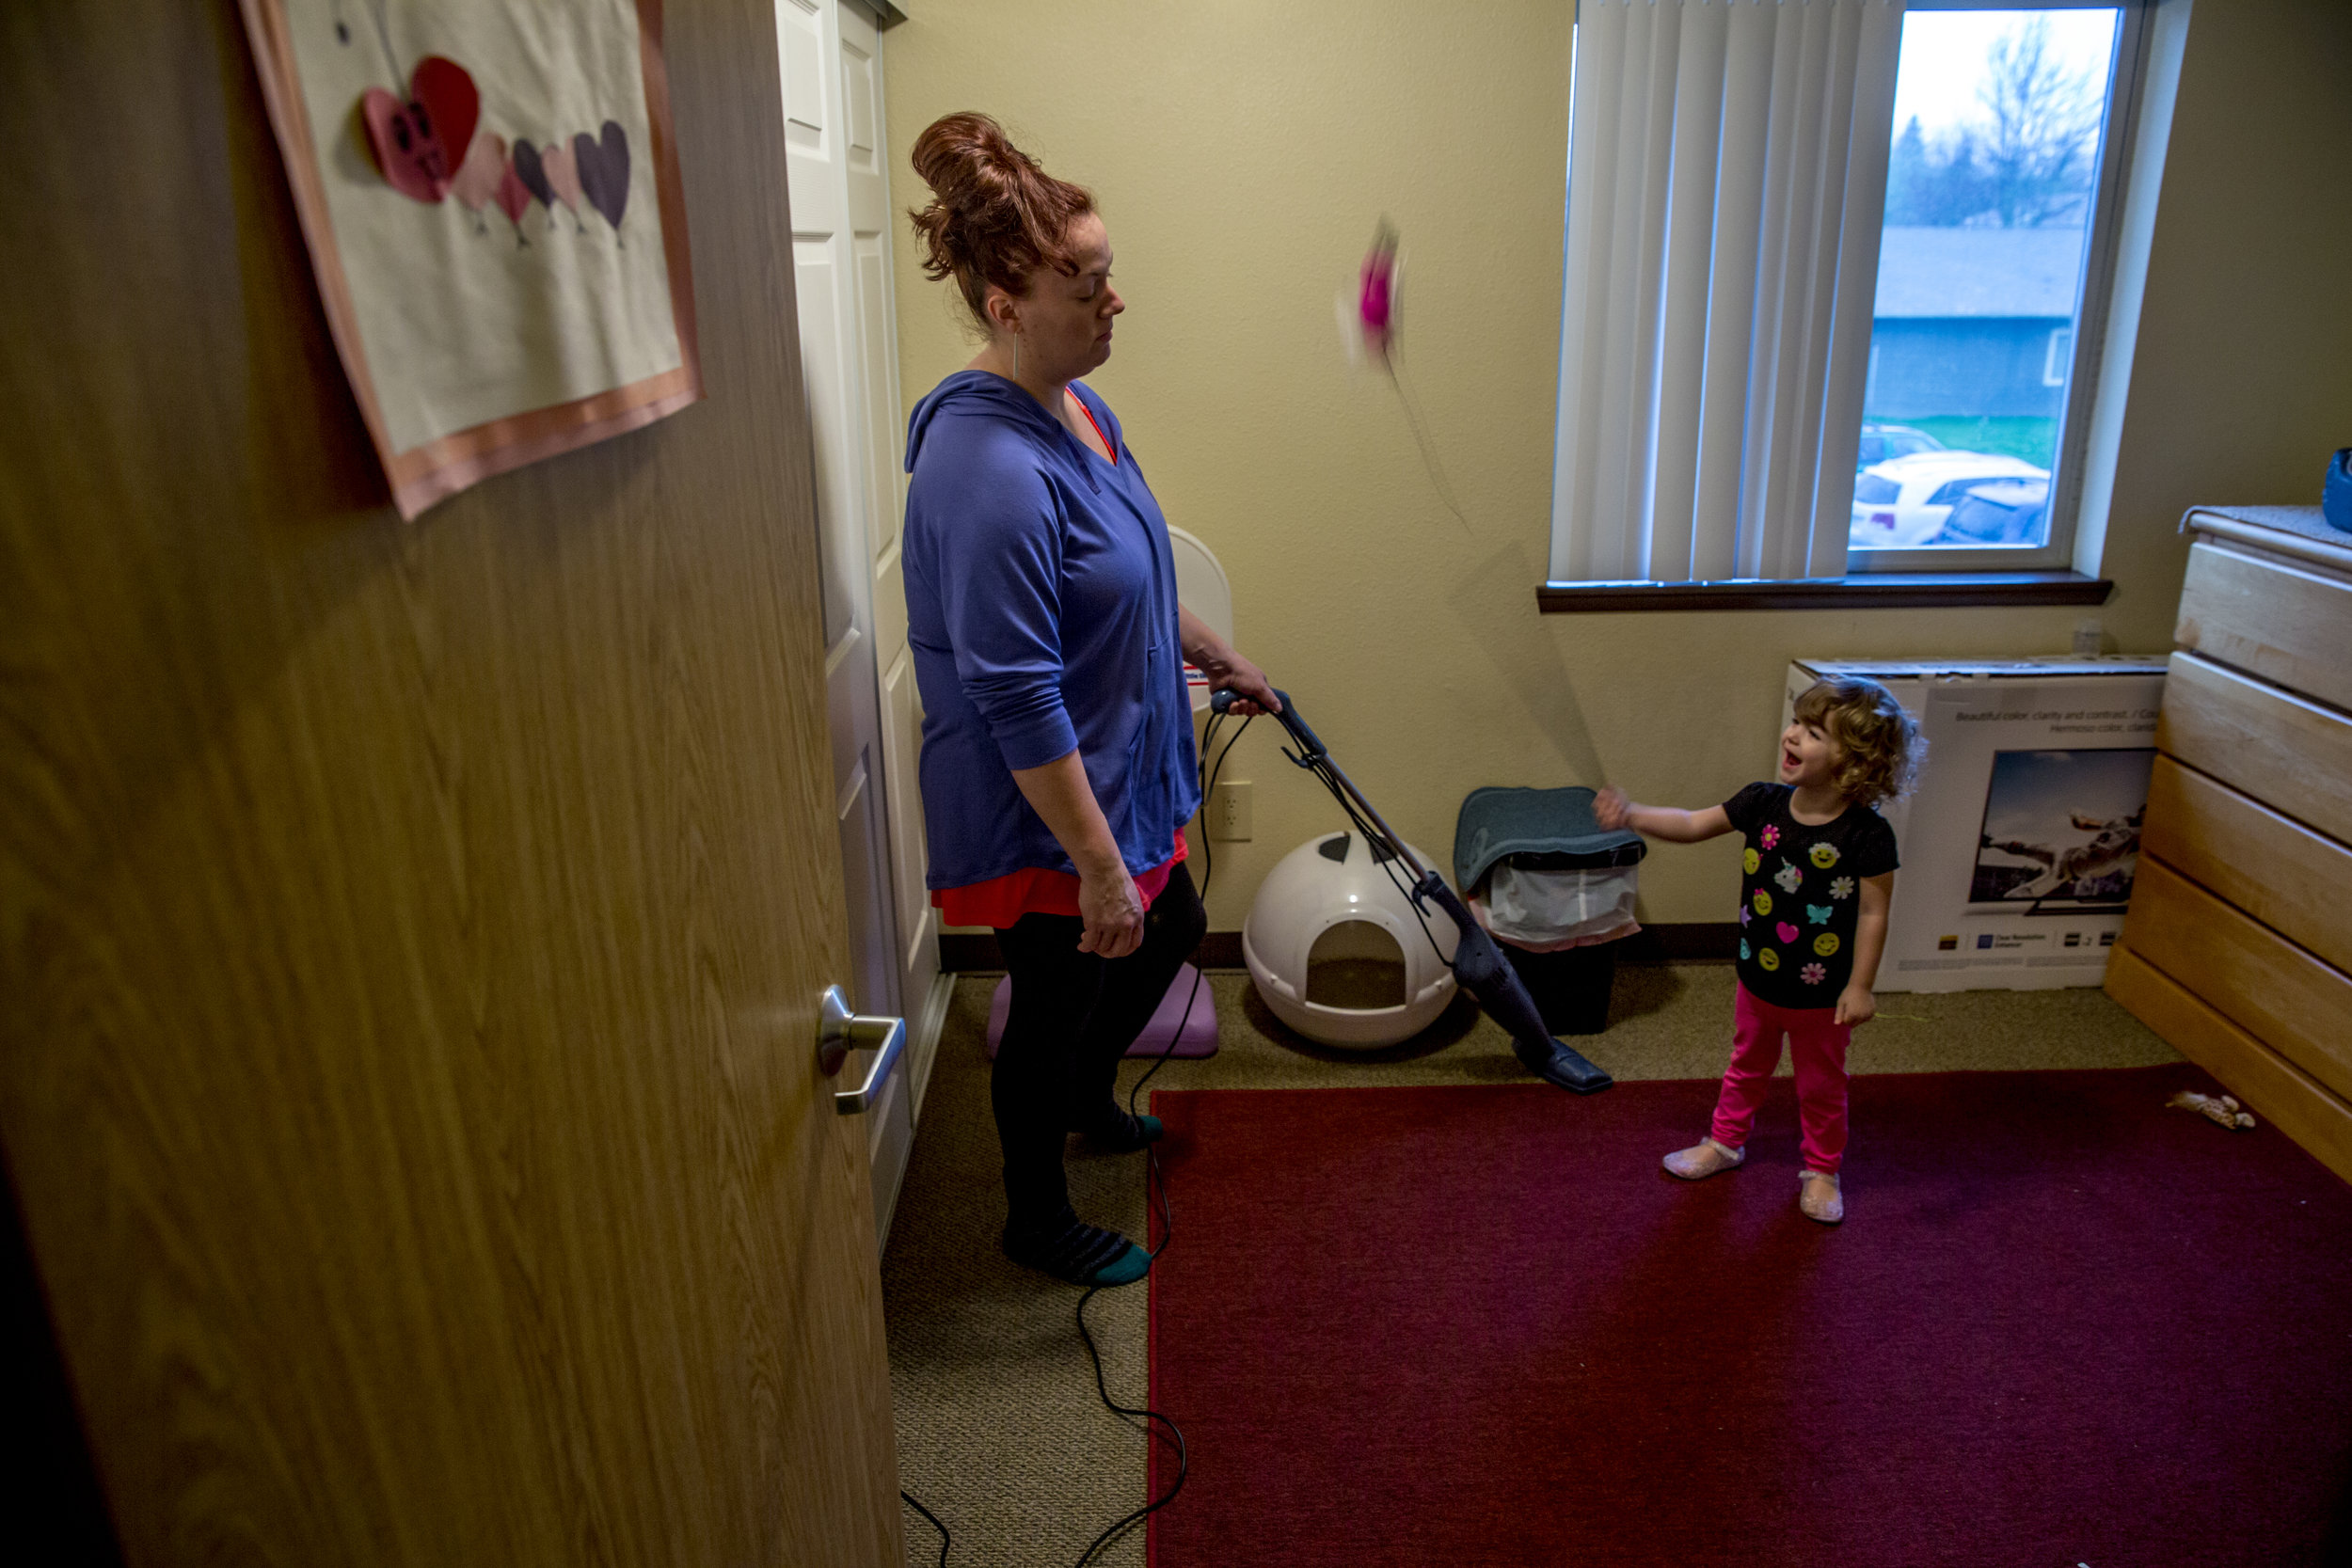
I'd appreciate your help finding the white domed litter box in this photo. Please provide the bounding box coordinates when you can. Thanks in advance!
[1243,831,1459,1048]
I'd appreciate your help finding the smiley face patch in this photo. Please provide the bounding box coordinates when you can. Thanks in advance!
[1756,948,1780,972]
[1813,931,1840,958]
[1743,847,1760,875]
[1809,843,1840,869]
[1752,890,1772,917]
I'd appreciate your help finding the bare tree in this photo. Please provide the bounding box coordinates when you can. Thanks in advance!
[1977,17,2104,228]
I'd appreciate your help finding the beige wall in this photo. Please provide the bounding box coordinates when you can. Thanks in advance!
[883,0,2352,929]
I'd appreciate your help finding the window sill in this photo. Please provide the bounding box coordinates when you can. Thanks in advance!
[1534,571,2112,613]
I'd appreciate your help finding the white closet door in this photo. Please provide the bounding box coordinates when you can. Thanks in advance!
[835,4,942,1132]
[776,0,938,1243]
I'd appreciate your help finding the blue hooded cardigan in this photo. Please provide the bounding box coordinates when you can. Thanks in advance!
[901,372,1200,892]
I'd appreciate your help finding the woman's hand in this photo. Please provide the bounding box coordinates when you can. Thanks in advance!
[1835,984,1876,1027]
[1180,606,1281,715]
[1209,650,1280,716]
[1010,751,1145,958]
[1077,860,1146,958]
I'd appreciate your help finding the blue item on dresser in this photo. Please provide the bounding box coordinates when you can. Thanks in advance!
[2325,448,2352,533]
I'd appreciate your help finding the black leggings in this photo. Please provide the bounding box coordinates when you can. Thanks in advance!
[993,863,1207,1227]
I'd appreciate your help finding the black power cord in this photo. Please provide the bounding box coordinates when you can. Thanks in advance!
[1064,705,1252,1565]
[900,1489,950,1568]
[901,705,1253,1567]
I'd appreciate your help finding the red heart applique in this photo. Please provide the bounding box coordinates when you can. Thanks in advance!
[1775,922,1800,944]
[358,55,480,204]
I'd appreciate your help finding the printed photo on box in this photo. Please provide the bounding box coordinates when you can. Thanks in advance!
[1969,748,2153,911]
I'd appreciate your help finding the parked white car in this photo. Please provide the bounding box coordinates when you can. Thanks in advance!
[1850,451,2048,547]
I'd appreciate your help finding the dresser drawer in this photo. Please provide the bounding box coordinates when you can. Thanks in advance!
[2176,541,2352,713]
[2122,857,2352,1105]
[2157,652,2352,847]
[2142,754,2352,975]
[2106,945,2352,1186]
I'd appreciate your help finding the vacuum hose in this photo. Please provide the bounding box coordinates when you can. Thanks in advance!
[1212,689,1613,1093]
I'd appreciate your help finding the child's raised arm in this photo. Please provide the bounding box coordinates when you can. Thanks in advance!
[1595,786,1732,844]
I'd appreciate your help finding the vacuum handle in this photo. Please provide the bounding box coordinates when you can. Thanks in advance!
[1210,687,1325,757]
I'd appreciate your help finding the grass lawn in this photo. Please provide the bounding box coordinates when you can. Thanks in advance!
[1896,415,2058,468]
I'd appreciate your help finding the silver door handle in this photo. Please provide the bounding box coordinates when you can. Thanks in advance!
[817,985,907,1116]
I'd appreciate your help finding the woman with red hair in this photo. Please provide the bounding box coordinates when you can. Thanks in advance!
[900,113,1279,1287]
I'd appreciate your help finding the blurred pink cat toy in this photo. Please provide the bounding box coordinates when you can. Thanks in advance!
[1339,219,1401,369]
[1338,219,1467,530]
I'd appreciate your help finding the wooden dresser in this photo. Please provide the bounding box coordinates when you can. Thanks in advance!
[2107,506,2352,1182]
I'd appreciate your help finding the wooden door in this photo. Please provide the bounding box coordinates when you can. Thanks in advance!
[775,0,942,1242]
[0,4,901,1566]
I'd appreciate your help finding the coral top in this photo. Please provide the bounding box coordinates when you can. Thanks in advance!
[934,829,1187,930]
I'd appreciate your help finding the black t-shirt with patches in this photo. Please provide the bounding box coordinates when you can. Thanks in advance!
[1723,783,1900,1008]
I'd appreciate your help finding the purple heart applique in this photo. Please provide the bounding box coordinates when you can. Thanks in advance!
[1775,922,1800,944]
[575,120,631,233]
[511,139,554,209]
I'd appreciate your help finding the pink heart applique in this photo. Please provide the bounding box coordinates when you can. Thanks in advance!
[357,55,479,203]
[1775,922,1800,944]
[542,141,586,230]
[449,130,508,216]
[494,162,531,227]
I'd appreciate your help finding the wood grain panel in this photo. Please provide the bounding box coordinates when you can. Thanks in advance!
[2185,509,2352,579]
[2106,945,2352,1185]
[2142,754,2352,976]
[2175,541,2352,713]
[2122,860,2352,1106]
[1,3,898,1565]
[2156,652,2352,847]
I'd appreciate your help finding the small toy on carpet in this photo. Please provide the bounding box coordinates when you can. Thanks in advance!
[2167,1089,2256,1131]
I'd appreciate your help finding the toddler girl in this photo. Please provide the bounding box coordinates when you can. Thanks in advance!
[1596,676,1921,1225]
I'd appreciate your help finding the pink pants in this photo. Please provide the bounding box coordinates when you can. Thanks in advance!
[1710,984,1851,1175]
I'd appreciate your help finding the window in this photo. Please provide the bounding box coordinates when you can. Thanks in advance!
[1545,0,2150,604]
[1850,5,2130,564]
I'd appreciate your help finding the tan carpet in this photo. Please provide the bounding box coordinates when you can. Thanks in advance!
[881,964,2178,1566]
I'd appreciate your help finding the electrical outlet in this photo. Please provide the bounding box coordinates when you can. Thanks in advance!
[1210,781,1253,842]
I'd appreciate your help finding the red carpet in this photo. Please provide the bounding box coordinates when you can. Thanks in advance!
[1146,1063,2352,1566]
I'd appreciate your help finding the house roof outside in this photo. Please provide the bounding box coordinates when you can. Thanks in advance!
[1873,226,2086,319]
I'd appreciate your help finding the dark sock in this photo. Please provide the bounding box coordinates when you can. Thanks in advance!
[1003,1206,1151,1287]
[1071,1104,1164,1152]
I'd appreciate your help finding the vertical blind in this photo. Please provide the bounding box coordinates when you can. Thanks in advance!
[1549,0,1903,584]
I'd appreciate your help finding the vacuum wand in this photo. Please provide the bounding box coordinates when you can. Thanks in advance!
[1210,689,1612,1093]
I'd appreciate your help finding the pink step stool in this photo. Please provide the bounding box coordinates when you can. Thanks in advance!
[983,962,1221,1060]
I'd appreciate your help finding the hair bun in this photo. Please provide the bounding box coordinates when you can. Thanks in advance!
[907,113,1094,325]
[910,111,1025,207]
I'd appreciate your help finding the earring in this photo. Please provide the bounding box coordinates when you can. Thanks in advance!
[1010,323,1022,378]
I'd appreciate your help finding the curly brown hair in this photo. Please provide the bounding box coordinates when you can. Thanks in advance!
[1792,676,1924,808]
[906,112,1095,327]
